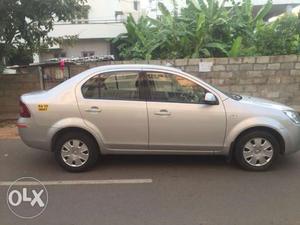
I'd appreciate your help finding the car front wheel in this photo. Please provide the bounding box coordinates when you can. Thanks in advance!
[234,130,280,171]
[54,131,100,172]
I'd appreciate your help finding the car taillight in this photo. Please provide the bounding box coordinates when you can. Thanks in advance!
[20,100,31,118]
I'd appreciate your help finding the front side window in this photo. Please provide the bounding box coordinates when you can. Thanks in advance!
[81,71,140,101]
[146,72,207,104]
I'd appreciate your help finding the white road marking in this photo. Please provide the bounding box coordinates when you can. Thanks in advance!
[0,179,153,186]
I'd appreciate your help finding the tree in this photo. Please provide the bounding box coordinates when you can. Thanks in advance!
[0,0,88,69]
[112,14,157,60]
[181,0,232,58]
[255,14,300,55]
[113,0,300,60]
[229,0,272,55]
[149,2,191,59]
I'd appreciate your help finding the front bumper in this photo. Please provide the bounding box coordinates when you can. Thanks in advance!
[282,123,300,155]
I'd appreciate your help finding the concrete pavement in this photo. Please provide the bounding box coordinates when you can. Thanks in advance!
[1,139,300,225]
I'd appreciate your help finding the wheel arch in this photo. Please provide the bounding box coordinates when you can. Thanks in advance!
[51,127,101,153]
[229,126,285,158]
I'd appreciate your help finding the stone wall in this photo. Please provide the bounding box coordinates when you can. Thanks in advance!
[111,55,300,110]
[0,74,41,114]
[1,55,300,115]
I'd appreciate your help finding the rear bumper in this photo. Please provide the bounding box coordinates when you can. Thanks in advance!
[18,117,51,151]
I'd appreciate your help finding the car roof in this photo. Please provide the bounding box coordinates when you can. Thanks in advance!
[48,63,228,101]
[48,64,183,93]
[86,64,183,74]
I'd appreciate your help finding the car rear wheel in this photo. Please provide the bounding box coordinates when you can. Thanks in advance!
[54,131,100,172]
[234,130,280,171]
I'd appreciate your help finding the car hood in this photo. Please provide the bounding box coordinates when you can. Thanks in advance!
[239,95,293,111]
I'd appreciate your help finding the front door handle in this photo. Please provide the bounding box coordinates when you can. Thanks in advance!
[154,109,171,116]
[85,106,102,113]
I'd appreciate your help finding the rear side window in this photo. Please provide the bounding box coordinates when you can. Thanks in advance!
[81,71,140,100]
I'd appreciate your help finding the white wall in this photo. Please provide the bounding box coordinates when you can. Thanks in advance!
[86,0,145,21]
[62,39,110,57]
[38,1,145,62]
[39,39,110,62]
[87,0,119,20]
[145,0,187,18]
[49,23,126,39]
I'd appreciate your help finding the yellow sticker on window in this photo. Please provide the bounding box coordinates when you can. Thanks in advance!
[38,104,48,111]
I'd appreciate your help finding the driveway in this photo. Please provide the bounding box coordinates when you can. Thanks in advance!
[1,139,300,225]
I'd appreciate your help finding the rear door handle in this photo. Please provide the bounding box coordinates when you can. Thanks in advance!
[85,106,102,113]
[154,109,171,116]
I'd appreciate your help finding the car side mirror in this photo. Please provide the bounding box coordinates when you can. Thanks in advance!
[204,92,218,105]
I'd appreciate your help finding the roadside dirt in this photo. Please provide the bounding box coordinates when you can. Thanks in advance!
[0,120,19,139]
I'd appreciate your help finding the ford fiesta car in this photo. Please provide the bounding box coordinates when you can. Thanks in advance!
[18,64,300,172]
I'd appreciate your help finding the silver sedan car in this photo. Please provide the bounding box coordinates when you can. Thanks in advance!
[18,64,300,172]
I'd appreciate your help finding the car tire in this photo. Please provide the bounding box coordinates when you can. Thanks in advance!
[234,130,280,171]
[54,131,100,172]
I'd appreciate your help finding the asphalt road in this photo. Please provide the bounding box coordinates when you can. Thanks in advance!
[1,139,300,225]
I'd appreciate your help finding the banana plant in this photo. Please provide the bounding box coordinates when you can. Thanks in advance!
[229,0,272,53]
[112,14,158,59]
[152,2,191,59]
[228,36,242,57]
[185,0,231,57]
[112,0,277,59]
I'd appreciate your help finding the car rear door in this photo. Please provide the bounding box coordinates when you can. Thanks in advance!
[76,70,149,151]
[145,71,226,152]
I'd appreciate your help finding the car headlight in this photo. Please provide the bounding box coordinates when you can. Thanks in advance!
[284,110,300,124]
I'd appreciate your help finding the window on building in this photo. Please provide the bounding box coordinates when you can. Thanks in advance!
[54,52,66,58]
[81,51,95,57]
[115,11,124,21]
[133,1,140,11]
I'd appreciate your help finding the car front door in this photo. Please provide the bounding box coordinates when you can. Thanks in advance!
[77,70,148,151]
[145,71,226,152]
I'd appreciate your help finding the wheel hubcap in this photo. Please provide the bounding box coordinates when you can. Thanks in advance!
[243,138,274,167]
[61,139,89,167]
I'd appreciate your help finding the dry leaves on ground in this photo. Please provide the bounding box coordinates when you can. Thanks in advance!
[0,120,19,139]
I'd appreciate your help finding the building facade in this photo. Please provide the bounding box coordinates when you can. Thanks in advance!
[38,0,145,63]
